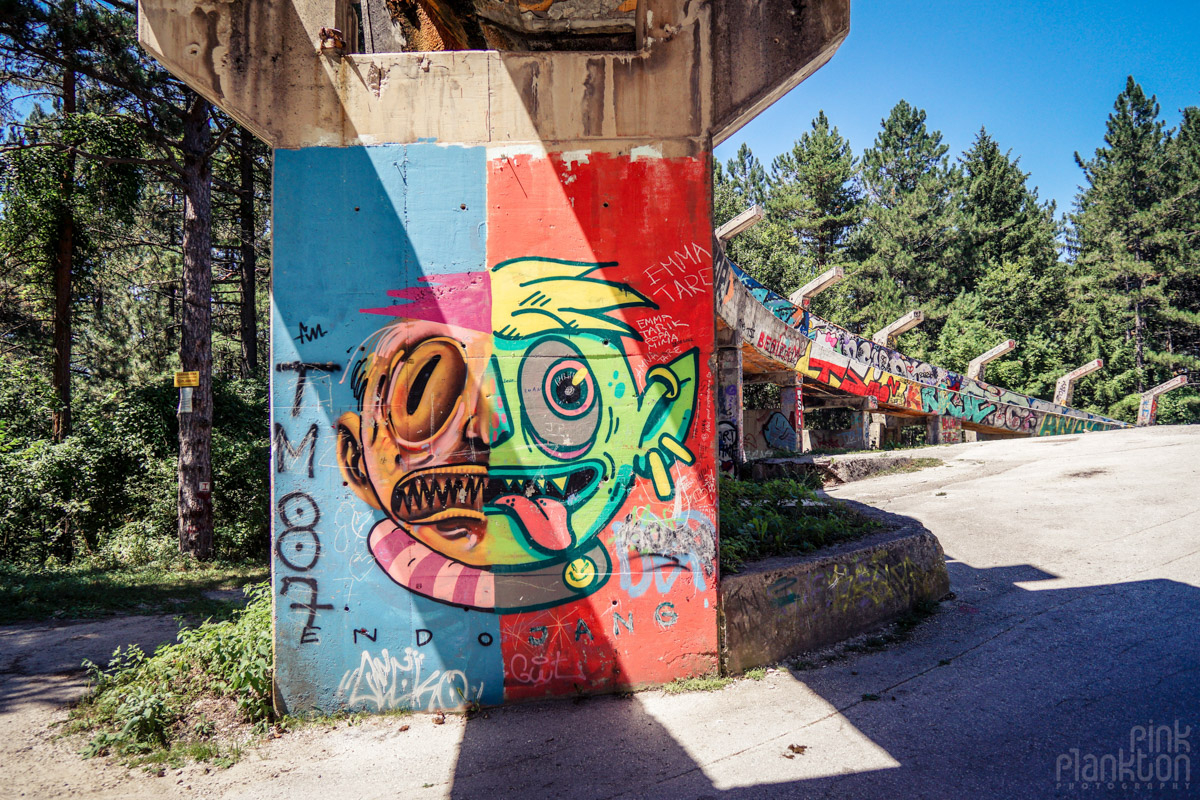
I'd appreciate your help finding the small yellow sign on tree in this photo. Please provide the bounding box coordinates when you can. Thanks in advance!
[174,371,200,388]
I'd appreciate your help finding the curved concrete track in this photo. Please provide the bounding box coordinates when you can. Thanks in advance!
[5,426,1197,798]
[716,256,1127,440]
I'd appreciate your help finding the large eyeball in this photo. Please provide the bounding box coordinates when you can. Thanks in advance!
[386,337,468,444]
[518,338,601,459]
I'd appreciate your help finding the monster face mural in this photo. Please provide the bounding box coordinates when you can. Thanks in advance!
[271,144,717,712]
[336,258,699,613]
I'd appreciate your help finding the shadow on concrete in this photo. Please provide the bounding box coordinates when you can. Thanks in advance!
[447,522,1200,798]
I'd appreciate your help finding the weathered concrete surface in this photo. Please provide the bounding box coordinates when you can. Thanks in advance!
[137,0,849,151]
[749,452,932,485]
[721,523,950,674]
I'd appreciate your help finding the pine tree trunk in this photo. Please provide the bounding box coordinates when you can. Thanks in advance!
[178,93,214,560]
[238,127,258,376]
[51,61,76,442]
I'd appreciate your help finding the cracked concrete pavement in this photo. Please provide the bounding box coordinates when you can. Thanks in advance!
[3,426,1197,798]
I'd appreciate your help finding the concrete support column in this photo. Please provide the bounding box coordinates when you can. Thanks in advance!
[849,411,872,451]
[926,415,963,445]
[1054,358,1104,406]
[780,376,803,452]
[966,339,1017,383]
[868,413,888,450]
[136,0,851,714]
[717,330,745,474]
[1138,375,1189,426]
[872,310,924,348]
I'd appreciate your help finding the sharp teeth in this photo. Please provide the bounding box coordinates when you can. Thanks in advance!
[551,476,568,493]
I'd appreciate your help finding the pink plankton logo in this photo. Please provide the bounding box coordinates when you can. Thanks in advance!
[1056,721,1191,792]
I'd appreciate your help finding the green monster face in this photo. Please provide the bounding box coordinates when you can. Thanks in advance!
[483,332,698,568]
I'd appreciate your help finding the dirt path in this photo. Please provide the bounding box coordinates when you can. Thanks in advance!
[0,615,187,799]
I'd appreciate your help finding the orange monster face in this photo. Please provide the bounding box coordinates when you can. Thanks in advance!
[337,319,504,566]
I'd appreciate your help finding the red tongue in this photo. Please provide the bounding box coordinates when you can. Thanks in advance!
[505,495,571,551]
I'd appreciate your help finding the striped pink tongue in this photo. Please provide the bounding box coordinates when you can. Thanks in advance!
[503,495,571,551]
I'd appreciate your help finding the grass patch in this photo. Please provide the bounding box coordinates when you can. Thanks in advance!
[662,674,733,694]
[0,561,267,624]
[743,667,767,681]
[719,477,881,573]
[67,582,273,769]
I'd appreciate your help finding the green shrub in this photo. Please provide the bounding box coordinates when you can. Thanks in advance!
[719,476,880,572]
[0,363,268,566]
[75,582,273,764]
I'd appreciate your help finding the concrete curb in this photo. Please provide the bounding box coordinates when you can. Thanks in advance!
[719,520,950,674]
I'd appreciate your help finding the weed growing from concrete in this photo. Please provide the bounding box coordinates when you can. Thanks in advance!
[661,674,733,694]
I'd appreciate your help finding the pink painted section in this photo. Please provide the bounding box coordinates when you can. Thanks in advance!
[361,271,492,332]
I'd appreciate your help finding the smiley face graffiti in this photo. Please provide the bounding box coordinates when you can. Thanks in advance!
[336,259,699,612]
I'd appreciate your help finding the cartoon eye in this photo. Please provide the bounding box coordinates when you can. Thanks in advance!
[518,339,601,459]
[545,359,594,418]
[387,337,467,444]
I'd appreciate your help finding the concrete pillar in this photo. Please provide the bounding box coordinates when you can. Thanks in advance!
[780,376,803,452]
[787,266,844,307]
[717,329,745,474]
[136,0,850,713]
[872,310,924,347]
[926,415,963,445]
[1137,375,1189,426]
[966,339,1017,383]
[1053,358,1104,406]
[849,411,872,451]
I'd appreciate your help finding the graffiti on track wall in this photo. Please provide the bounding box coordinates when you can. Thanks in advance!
[271,144,717,712]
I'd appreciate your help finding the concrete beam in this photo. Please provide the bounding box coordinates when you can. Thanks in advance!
[711,1,850,144]
[716,205,764,242]
[872,310,924,347]
[1053,358,1104,406]
[137,0,850,151]
[787,266,844,306]
[743,370,801,386]
[803,396,878,412]
[966,339,1018,382]
[1137,375,1189,426]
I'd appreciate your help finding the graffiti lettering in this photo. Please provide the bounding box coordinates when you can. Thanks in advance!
[338,647,483,712]
[273,422,318,478]
[295,321,327,343]
[613,611,634,636]
[276,491,322,572]
[654,601,678,628]
[280,576,333,644]
[275,361,340,417]
[507,651,587,687]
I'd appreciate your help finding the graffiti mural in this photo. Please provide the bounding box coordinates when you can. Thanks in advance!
[744,408,799,459]
[271,144,717,712]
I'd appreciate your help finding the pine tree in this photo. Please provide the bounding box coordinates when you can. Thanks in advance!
[1068,77,1194,417]
[768,111,862,285]
[935,129,1066,394]
[821,101,961,356]
[724,142,768,206]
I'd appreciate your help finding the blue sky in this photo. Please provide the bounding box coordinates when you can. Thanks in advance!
[715,0,1200,216]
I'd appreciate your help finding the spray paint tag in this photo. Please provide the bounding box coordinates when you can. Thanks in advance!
[178,386,194,414]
